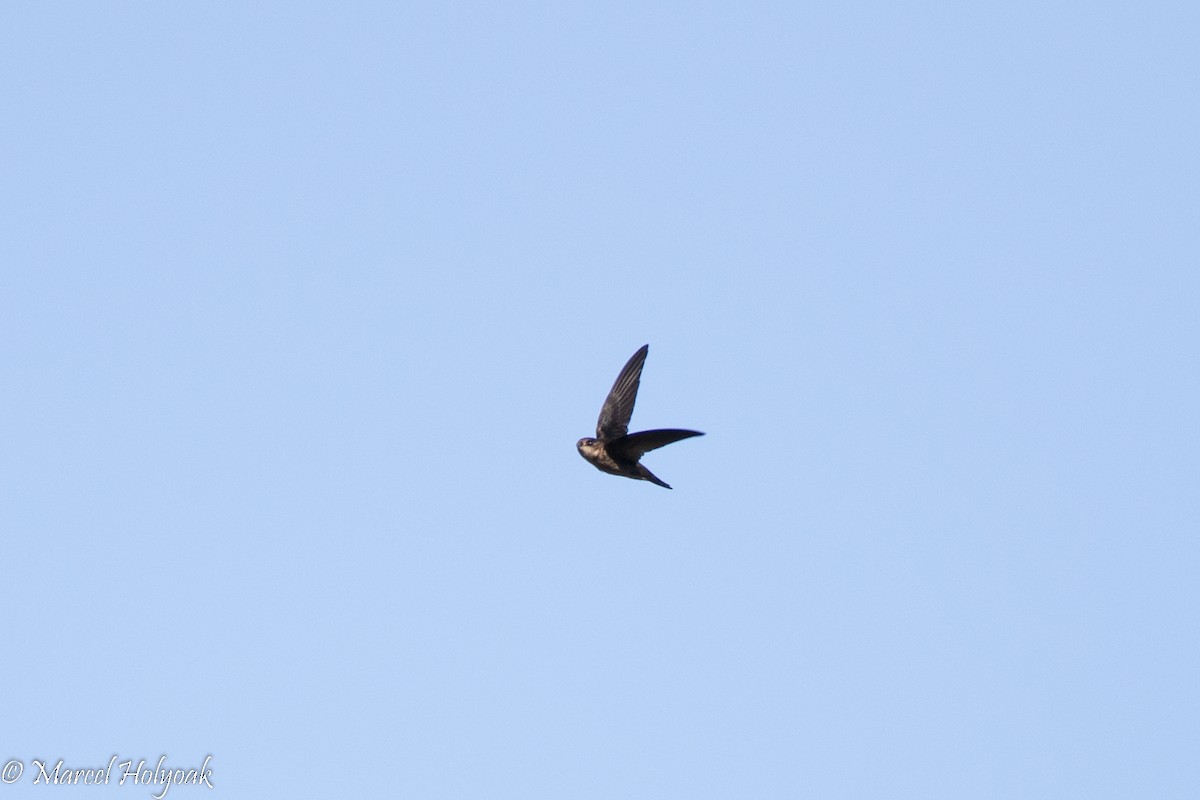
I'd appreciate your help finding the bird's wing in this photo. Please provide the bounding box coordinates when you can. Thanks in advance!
[596,344,649,440]
[608,429,704,460]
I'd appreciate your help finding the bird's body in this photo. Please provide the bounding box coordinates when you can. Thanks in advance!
[576,345,703,489]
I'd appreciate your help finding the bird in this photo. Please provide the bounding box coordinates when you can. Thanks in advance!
[576,344,704,489]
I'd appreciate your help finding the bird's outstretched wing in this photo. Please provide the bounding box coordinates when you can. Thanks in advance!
[596,344,649,440]
[608,429,705,460]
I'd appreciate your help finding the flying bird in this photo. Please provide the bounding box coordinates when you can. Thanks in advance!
[576,344,704,489]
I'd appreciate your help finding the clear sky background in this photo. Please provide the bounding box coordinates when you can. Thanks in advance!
[3,3,1198,798]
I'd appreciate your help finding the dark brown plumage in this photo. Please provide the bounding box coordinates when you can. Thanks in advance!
[576,344,704,489]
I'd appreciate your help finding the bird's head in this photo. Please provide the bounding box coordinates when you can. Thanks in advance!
[576,437,598,455]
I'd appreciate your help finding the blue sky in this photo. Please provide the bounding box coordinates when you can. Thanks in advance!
[3,2,1198,797]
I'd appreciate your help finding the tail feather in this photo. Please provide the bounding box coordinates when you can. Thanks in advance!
[637,464,673,489]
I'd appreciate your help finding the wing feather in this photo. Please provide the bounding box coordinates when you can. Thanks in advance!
[608,429,704,460]
[596,344,649,440]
